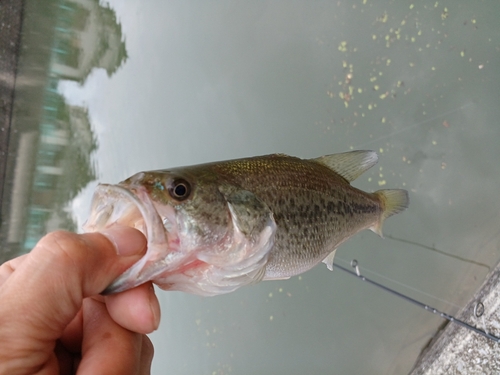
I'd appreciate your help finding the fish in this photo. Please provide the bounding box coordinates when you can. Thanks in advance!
[83,151,409,296]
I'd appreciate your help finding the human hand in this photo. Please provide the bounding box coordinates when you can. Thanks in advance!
[0,226,160,375]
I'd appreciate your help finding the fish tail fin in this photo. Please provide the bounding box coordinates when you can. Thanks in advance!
[370,189,409,237]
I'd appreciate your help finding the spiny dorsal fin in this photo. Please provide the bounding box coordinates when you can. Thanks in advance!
[312,150,378,182]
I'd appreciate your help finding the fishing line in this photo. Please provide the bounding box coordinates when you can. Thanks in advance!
[335,257,461,310]
[333,260,500,343]
[356,102,474,148]
[385,234,491,272]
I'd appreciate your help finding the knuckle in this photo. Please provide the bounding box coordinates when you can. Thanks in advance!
[36,230,86,269]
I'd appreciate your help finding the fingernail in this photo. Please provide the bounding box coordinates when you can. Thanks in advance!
[101,226,147,256]
[149,284,161,330]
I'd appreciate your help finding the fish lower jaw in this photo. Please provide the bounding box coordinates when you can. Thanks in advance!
[103,254,166,294]
[84,183,181,294]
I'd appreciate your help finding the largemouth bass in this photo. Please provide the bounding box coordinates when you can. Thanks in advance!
[84,151,408,296]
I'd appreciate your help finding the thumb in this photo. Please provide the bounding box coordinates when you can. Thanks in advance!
[0,227,146,343]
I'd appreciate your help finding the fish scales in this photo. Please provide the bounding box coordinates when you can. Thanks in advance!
[84,151,409,296]
[208,155,383,278]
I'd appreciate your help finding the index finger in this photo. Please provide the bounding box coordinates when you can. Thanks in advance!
[0,253,28,285]
[0,228,146,361]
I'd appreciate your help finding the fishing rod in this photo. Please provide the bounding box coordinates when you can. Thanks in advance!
[333,260,500,343]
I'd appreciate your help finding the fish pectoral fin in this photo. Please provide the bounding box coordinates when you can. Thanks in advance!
[312,150,378,182]
[322,249,337,271]
[246,266,267,285]
[219,184,275,237]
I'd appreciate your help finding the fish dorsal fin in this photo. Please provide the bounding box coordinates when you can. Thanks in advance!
[312,150,378,182]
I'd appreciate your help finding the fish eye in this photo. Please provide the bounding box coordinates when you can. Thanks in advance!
[168,178,191,201]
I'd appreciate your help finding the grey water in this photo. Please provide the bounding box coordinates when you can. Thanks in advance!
[2,1,500,374]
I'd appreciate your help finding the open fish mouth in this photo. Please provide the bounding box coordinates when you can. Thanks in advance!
[84,184,150,235]
[83,183,175,294]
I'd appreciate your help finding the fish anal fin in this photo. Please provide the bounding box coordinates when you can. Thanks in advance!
[312,150,378,182]
[322,249,338,271]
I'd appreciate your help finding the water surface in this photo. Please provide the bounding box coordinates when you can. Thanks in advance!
[3,1,500,374]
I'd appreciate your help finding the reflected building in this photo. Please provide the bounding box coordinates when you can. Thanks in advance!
[0,0,127,261]
[51,0,127,82]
